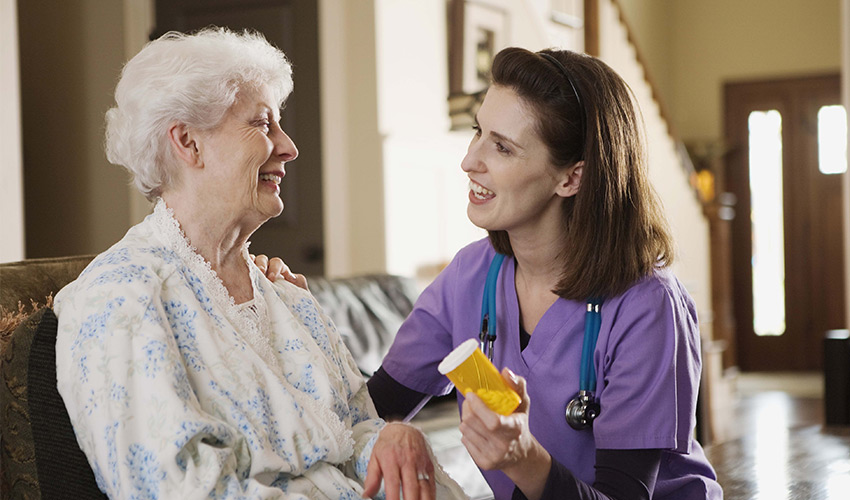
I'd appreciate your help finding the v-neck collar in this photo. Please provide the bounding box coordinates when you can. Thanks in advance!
[503,257,584,371]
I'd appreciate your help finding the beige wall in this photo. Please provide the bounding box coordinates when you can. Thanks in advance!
[618,0,841,142]
[611,0,674,111]
[0,0,24,262]
[319,0,386,277]
[18,0,130,258]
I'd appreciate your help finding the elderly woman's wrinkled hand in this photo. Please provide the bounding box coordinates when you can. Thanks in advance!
[250,253,308,290]
[363,422,436,500]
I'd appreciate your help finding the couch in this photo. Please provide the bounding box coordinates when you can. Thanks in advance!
[0,255,427,499]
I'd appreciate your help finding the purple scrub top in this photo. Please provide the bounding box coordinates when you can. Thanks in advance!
[382,239,721,500]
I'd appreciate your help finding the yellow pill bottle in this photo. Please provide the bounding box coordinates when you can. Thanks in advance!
[438,338,521,416]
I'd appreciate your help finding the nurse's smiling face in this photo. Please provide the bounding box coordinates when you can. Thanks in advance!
[461,85,576,237]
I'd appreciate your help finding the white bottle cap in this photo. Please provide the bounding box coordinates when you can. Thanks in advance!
[437,338,479,375]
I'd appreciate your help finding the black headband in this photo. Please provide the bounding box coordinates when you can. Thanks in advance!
[539,52,587,141]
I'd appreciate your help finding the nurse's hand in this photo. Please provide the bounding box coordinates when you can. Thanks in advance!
[363,422,436,500]
[250,254,308,290]
[459,368,552,500]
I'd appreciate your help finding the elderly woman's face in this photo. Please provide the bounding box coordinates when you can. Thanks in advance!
[195,83,298,224]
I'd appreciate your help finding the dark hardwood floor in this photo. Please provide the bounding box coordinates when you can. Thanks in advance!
[704,372,850,500]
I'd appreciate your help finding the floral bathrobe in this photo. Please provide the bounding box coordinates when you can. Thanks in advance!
[55,201,456,499]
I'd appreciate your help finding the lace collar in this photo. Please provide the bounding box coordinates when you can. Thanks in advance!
[150,199,279,370]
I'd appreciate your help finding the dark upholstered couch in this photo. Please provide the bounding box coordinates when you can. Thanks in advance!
[0,255,422,499]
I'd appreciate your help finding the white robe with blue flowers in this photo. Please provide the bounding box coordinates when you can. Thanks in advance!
[55,200,437,499]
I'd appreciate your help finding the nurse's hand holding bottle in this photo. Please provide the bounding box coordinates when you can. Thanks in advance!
[459,367,551,500]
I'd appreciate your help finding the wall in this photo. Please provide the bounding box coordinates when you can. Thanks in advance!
[319,0,386,277]
[0,0,24,262]
[618,0,841,142]
[609,0,673,112]
[18,0,130,258]
[671,0,841,141]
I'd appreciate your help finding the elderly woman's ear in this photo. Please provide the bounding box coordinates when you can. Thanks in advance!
[168,122,203,168]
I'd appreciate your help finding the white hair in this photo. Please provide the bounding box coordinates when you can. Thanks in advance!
[105,27,293,199]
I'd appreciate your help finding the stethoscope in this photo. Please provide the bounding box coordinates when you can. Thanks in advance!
[480,253,603,430]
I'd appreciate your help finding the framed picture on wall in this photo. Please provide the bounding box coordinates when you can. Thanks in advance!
[448,0,510,129]
[462,2,508,94]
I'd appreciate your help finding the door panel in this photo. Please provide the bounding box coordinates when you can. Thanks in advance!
[725,75,845,371]
[154,0,325,275]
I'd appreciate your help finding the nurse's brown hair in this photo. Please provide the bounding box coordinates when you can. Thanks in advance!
[486,47,674,300]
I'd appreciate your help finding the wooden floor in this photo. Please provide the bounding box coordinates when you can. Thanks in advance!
[416,372,850,499]
[704,372,850,500]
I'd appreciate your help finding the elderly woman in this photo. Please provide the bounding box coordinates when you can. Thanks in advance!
[54,28,464,500]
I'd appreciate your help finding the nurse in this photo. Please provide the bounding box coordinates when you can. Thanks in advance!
[366,47,722,500]
[261,47,722,500]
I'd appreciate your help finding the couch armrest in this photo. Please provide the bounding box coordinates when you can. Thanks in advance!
[0,255,96,312]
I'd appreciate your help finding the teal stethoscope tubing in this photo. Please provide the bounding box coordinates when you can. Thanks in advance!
[480,253,602,394]
[480,253,505,361]
[580,298,602,393]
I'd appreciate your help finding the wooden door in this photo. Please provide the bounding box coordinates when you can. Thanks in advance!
[154,0,326,275]
[725,75,845,371]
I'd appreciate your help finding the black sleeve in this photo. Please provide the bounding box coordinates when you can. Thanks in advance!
[366,366,433,421]
[511,448,662,500]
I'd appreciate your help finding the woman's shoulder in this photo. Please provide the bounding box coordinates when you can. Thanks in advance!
[56,221,175,307]
[612,268,695,311]
[604,268,698,333]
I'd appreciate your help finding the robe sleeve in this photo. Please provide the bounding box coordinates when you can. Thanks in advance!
[55,265,308,500]
[272,280,386,497]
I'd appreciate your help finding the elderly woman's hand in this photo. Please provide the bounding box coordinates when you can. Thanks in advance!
[459,368,551,500]
[250,254,309,290]
[363,422,436,500]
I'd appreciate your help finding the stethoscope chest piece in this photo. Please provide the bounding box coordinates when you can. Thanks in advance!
[566,390,601,430]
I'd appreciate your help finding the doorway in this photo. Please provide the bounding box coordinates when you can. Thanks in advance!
[724,74,846,371]
[154,0,326,276]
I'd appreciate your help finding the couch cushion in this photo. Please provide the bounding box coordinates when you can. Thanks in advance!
[28,308,106,498]
[0,308,43,499]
